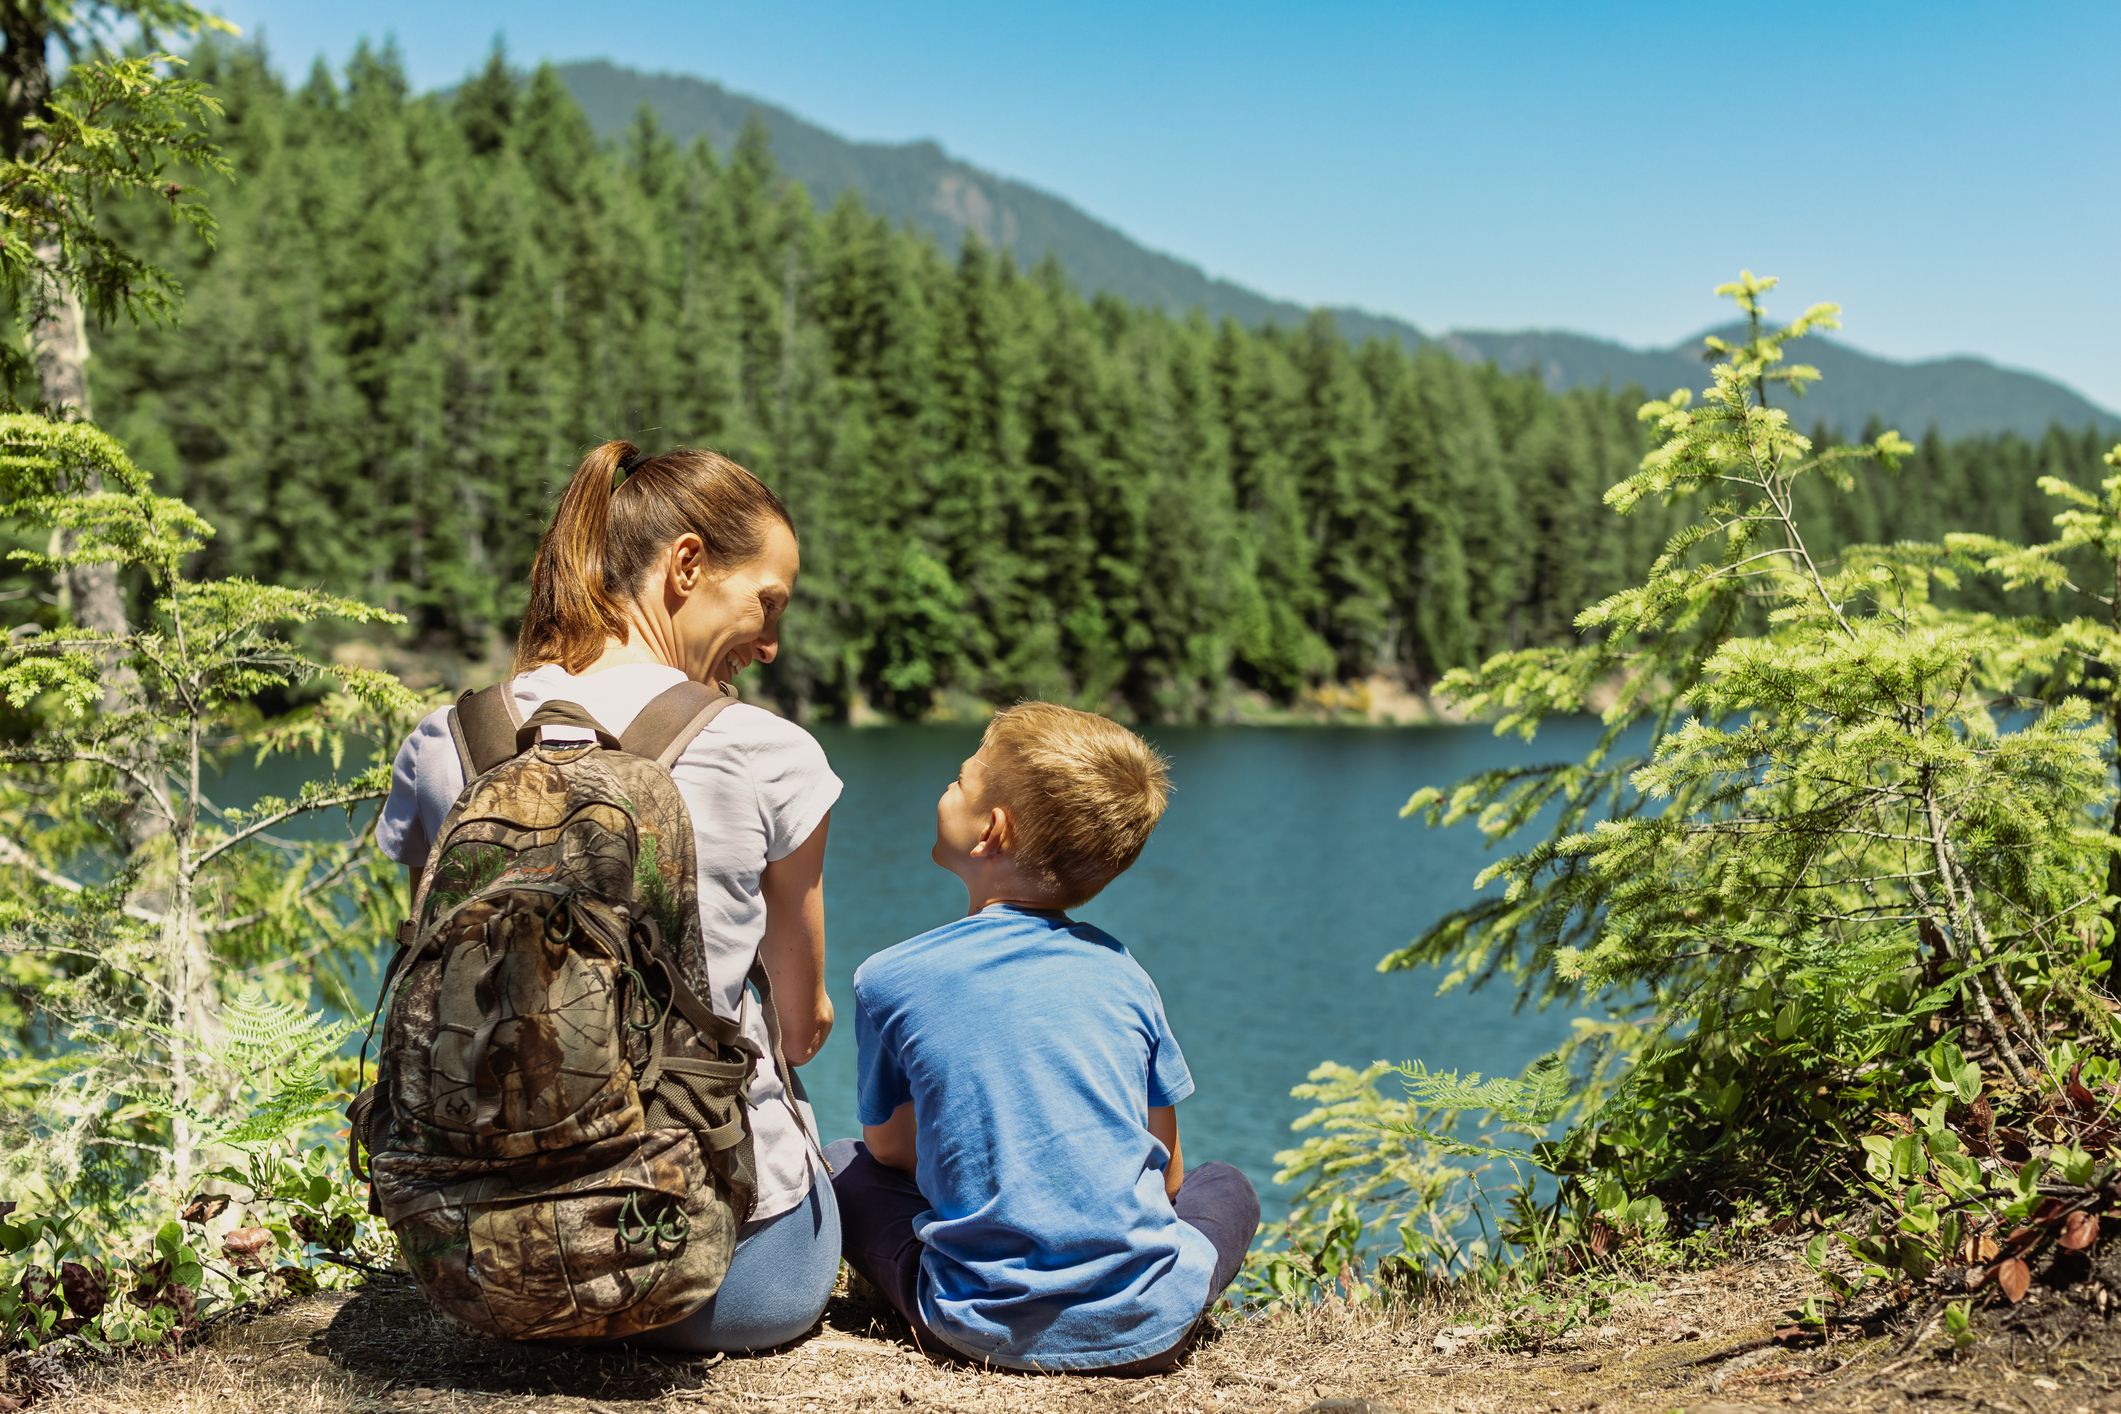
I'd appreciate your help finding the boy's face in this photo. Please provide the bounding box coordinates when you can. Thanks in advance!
[933,750,998,869]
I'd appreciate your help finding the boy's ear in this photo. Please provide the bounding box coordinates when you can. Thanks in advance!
[972,804,1014,856]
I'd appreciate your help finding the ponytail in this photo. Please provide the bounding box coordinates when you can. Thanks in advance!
[515,440,794,674]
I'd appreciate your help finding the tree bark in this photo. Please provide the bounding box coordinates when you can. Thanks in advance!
[7,11,127,639]
[2106,546,2121,996]
[26,265,130,638]
[1,4,52,163]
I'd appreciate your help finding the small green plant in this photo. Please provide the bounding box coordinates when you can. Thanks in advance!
[1492,1278,1618,1355]
[1244,1061,1490,1305]
[177,989,392,1289]
[1943,1297,1975,1352]
[0,1201,202,1352]
[1247,1052,1603,1307]
[1799,1038,2120,1319]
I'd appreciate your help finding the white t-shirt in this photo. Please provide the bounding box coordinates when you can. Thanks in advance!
[376,662,843,1223]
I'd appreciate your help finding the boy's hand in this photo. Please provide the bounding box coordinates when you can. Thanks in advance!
[865,1102,918,1174]
[1149,1105,1183,1201]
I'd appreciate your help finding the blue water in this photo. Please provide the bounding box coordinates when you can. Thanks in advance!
[226,720,1602,1216]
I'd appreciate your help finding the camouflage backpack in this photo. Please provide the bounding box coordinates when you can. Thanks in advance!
[350,681,804,1342]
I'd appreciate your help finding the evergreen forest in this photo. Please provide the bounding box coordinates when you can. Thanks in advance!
[70,41,2114,720]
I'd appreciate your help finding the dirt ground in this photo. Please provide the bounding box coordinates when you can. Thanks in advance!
[12,1236,2121,1414]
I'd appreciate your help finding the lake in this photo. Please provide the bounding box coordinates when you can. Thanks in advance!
[257,720,1601,1217]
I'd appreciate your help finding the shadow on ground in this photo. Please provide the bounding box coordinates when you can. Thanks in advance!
[317,1275,930,1401]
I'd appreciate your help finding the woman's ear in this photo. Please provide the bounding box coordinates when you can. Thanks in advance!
[668,533,707,595]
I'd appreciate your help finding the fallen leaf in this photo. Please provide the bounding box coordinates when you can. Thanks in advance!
[1959,1230,2000,1264]
[2059,1211,2099,1251]
[1995,1256,2030,1304]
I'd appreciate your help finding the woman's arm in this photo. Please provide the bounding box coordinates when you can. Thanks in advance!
[1148,1104,1183,1201]
[758,810,833,1066]
[865,1100,917,1174]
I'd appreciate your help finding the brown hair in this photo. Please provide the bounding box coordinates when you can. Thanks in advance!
[979,701,1171,908]
[515,441,794,674]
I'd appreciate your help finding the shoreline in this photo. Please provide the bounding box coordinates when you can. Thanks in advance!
[326,637,1494,729]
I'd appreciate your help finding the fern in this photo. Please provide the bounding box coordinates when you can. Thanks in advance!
[1373,1053,1571,1158]
[139,987,358,1154]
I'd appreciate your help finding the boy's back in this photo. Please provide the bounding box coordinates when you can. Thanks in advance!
[831,700,1258,1373]
[853,904,1217,1368]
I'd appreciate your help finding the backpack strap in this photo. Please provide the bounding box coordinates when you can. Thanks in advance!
[621,679,740,768]
[617,680,829,1171]
[449,683,524,780]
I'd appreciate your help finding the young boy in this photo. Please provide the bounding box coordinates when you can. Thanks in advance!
[826,702,1260,1374]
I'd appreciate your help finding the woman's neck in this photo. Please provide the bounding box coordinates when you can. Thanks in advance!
[580,633,671,675]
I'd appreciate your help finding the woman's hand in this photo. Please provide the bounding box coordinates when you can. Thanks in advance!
[759,810,833,1065]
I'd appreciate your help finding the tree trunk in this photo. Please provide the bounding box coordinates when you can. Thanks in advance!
[1,6,52,163]
[2106,549,2121,997]
[26,265,129,638]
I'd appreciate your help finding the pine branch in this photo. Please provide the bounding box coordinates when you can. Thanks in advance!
[191,784,386,870]
[207,842,371,935]
[0,831,162,923]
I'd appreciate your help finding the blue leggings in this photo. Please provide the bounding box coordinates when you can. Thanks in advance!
[627,1174,842,1353]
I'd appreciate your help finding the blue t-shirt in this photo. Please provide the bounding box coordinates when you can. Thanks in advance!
[852,905,1216,1370]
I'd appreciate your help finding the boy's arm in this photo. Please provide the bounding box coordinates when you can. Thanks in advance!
[864,1101,918,1174]
[1148,1105,1183,1201]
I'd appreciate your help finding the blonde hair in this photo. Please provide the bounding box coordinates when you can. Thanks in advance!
[980,702,1171,907]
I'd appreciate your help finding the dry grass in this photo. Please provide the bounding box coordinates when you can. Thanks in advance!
[14,1238,2121,1414]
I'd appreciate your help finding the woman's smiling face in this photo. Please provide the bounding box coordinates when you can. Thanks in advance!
[667,518,800,687]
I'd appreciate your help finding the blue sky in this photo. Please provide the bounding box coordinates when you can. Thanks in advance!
[203,1,2121,408]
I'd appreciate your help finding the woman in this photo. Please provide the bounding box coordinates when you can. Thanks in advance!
[376,440,841,1352]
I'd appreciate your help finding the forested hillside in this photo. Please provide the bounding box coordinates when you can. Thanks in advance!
[81,43,2116,721]
[559,60,2120,442]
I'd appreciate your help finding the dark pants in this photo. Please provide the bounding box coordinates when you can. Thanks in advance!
[826,1138,1260,1375]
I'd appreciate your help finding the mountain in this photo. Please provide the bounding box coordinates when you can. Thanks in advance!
[1444,327,2121,442]
[556,60,2118,442]
[555,61,1335,335]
